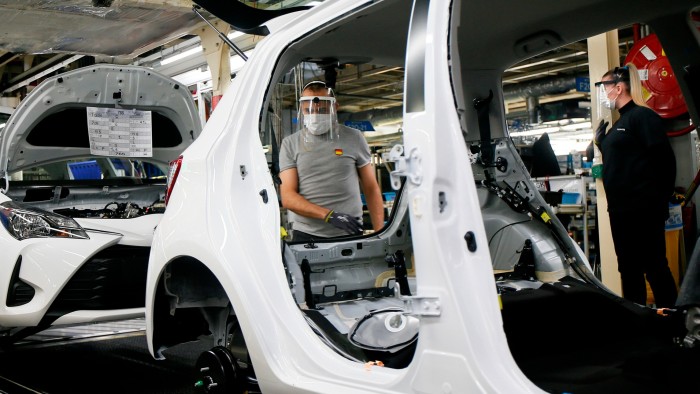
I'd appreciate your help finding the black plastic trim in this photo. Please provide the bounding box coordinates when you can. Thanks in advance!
[6,256,35,307]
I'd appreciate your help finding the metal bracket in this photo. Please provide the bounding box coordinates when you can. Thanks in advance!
[52,186,62,203]
[394,283,441,317]
[382,144,422,190]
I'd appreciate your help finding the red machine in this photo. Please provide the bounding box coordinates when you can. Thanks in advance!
[624,33,688,119]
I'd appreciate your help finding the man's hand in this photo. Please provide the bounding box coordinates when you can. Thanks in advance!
[325,210,363,234]
[594,119,609,146]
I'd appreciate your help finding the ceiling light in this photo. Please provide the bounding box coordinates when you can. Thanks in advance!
[172,49,253,86]
[560,121,591,131]
[510,127,560,137]
[161,46,202,65]
[228,31,245,40]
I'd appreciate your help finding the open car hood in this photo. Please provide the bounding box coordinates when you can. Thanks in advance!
[0,64,200,178]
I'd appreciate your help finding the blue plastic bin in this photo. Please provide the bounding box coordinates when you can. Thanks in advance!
[68,160,102,180]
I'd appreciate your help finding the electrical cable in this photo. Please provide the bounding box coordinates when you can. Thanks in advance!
[488,219,532,246]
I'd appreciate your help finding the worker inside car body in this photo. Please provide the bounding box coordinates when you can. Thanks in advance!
[279,81,384,242]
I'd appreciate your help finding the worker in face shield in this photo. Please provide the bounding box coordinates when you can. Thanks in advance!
[279,81,385,242]
[593,64,677,308]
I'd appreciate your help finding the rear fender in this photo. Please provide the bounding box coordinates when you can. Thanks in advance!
[151,256,231,355]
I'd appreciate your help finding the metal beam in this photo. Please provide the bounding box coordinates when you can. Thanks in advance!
[2,55,84,94]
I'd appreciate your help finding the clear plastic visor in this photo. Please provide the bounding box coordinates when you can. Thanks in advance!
[299,96,338,138]
[595,81,615,118]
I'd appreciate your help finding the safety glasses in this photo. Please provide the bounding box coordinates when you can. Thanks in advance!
[594,66,630,87]
[594,80,617,87]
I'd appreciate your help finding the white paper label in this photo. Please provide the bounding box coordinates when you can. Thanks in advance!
[87,107,152,157]
[640,45,657,61]
[638,69,649,81]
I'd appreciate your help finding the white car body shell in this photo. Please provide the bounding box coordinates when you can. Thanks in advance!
[146,1,537,392]
[146,0,700,392]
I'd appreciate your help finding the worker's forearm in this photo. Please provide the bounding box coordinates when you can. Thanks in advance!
[282,191,331,220]
[366,191,385,232]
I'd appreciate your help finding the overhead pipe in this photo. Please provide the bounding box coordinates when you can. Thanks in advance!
[526,96,539,124]
[503,74,583,101]
[336,93,402,103]
[339,106,403,127]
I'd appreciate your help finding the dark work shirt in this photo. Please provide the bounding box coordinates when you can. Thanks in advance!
[599,101,676,214]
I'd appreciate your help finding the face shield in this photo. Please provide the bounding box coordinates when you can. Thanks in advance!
[299,95,339,148]
[595,80,617,118]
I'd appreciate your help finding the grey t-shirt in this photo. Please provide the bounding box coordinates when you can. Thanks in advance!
[280,124,372,238]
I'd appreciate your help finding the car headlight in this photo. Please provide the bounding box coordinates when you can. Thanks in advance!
[0,201,89,240]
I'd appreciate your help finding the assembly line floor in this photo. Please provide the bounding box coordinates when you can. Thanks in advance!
[0,319,210,394]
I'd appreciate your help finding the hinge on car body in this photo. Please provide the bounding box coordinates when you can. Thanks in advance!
[394,283,440,317]
[383,144,422,190]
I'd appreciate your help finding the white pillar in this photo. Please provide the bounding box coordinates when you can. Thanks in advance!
[197,21,232,110]
[587,31,622,295]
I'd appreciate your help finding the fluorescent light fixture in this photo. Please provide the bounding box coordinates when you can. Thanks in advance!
[534,126,562,133]
[510,126,562,137]
[560,121,591,131]
[161,46,203,65]
[550,139,591,156]
[307,1,323,5]
[172,67,210,86]
[162,30,247,67]
[172,50,253,86]
[510,128,555,137]
[228,31,245,40]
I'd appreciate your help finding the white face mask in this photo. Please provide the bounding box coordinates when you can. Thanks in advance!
[596,82,618,114]
[304,114,331,135]
[603,92,618,110]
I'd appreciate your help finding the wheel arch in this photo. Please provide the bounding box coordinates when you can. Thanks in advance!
[151,256,232,353]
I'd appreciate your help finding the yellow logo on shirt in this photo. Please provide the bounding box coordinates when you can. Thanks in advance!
[335,148,343,156]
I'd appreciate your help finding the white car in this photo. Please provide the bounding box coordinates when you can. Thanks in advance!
[0,64,200,343]
[147,0,700,393]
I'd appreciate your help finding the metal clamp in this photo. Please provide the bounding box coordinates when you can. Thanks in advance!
[383,144,422,190]
[394,283,441,317]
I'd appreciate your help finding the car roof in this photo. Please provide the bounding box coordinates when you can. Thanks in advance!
[277,0,699,71]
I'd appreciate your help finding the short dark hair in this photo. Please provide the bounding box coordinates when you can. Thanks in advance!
[302,80,335,97]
